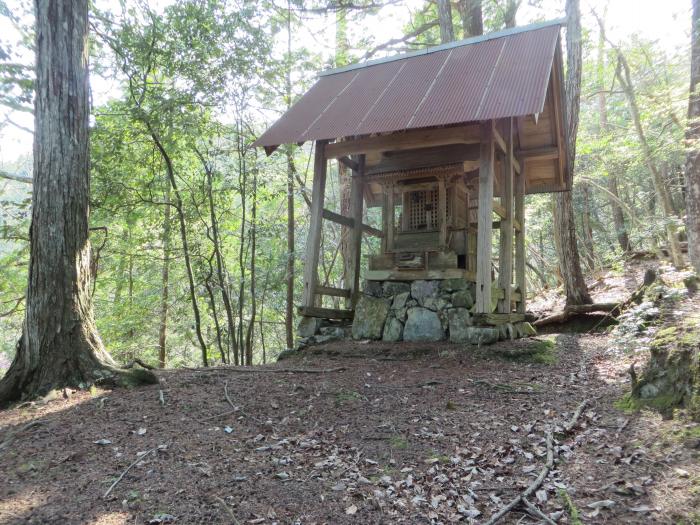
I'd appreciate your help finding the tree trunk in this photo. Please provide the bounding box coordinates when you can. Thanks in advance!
[614,51,684,268]
[245,168,258,365]
[437,0,455,43]
[158,186,170,368]
[0,0,155,405]
[581,183,596,270]
[284,1,296,351]
[457,0,483,37]
[686,0,700,273]
[553,0,592,306]
[502,0,518,28]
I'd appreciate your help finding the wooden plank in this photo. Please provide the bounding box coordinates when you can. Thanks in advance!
[366,143,480,175]
[438,176,447,248]
[386,182,395,251]
[494,127,507,154]
[348,155,365,308]
[476,120,495,314]
[518,146,559,161]
[365,268,476,282]
[302,140,328,307]
[325,124,481,159]
[498,118,515,314]
[515,153,526,314]
[316,285,351,298]
[362,223,383,238]
[492,200,507,219]
[473,313,526,326]
[297,306,354,320]
[322,208,354,228]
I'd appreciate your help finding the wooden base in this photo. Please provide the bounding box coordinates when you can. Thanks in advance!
[473,313,526,325]
[297,306,354,320]
[365,269,476,282]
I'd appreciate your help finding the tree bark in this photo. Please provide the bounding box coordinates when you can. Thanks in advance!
[686,0,700,273]
[581,183,596,270]
[457,0,482,37]
[284,1,295,350]
[553,0,592,306]
[437,0,455,43]
[0,0,156,405]
[245,168,258,366]
[158,186,170,368]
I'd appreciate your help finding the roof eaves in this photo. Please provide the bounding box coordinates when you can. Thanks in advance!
[318,18,567,78]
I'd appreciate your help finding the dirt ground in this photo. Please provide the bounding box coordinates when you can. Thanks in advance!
[1,266,699,524]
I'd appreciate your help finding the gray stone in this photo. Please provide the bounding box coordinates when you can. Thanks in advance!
[319,326,346,338]
[452,326,499,345]
[392,291,410,309]
[451,289,474,308]
[314,334,338,344]
[514,322,537,337]
[363,280,384,297]
[411,280,440,307]
[383,281,411,296]
[640,383,660,399]
[352,296,390,340]
[297,316,322,338]
[406,298,419,308]
[395,307,408,322]
[498,323,517,341]
[447,308,473,343]
[382,317,404,342]
[440,278,469,292]
[403,307,444,342]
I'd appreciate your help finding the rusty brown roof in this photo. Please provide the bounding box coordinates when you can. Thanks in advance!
[255,20,564,152]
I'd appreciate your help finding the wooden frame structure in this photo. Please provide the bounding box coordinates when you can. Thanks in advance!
[297,115,556,323]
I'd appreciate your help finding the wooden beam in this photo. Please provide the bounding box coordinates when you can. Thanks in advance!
[324,124,481,159]
[366,143,479,175]
[476,120,495,314]
[362,223,384,238]
[302,140,328,307]
[494,127,507,154]
[518,146,559,162]
[386,182,395,251]
[348,154,365,308]
[473,313,526,326]
[492,200,507,219]
[497,118,515,314]
[438,176,447,248]
[515,154,526,314]
[338,156,359,172]
[365,269,476,282]
[322,208,354,228]
[297,306,353,320]
[316,285,351,298]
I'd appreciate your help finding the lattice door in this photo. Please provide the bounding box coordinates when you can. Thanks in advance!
[407,189,450,231]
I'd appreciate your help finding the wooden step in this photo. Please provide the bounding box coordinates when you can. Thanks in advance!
[315,286,351,298]
[298,306,354,320]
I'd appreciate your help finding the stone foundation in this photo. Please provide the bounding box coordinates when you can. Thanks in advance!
[297,278,536,348]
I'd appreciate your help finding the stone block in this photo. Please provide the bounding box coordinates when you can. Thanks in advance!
[382,317,404,342]
[411,280,440,307]
[352,295,390,340]
[403,307,444,342]
[383,281,411,296]
[297,316,322,338]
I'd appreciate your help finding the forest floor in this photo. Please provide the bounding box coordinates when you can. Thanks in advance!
[1,262,700,524]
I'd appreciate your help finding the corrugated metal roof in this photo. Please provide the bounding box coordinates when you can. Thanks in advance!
[254,20,564,151]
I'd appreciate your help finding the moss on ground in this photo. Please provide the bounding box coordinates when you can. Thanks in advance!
[497,336,558,365]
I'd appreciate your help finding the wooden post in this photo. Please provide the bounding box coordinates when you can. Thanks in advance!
[302,140,328,307]
[386,182,395,251]
[476,121,495,314]
[515,154,526,314]
[498,118,514,313]
[348,155,365,309]
[438,176,447,249]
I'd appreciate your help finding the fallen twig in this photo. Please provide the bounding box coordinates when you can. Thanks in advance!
[158,390,165,406]
[522,497,557,525]
[214,496,241,525]
[103,448,156,499]
[563,399,589,433]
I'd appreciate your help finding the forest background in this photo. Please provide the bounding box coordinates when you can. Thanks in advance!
[0,0,693,370]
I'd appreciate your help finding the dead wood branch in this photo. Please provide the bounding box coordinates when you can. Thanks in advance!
[103,448,156,499]
[123,358,156,370]
[522,497,557,525]
[563,399,589,433]
[214,496,241,525]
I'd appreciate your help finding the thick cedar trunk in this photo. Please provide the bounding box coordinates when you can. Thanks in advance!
[553,0,592,306]
[437,0,455,43]
[0,0,155,404]
[158,186,171,368]
[607,172,632,252]
[686,0,700,273]
[614,56,684,268]
[458,0,482,37]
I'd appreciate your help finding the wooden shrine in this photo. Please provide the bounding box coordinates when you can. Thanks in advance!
[254,21,570,331]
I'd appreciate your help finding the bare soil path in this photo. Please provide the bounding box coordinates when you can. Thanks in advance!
[1,325,699,524]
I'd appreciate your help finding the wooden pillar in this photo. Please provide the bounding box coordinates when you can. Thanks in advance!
[302,140,328,307]
[515,154,526,314]
[438,176,447,249]
[348,155,365,309]
[476,121,495,314]
[386,182,395,251]
[498,118,514,313]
